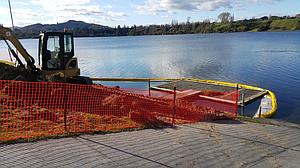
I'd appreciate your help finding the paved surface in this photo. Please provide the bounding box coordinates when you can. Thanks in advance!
[1,120,300,168]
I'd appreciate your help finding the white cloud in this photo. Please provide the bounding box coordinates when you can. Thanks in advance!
[0,7,9,16]
[1,0,127,26]
[0,6,43,27]
[135,0,283,14]
[249,0,282,3]
[136,0,234,14]
[30,0,127,24]
[0,0,286,27]
[12,1,29,6]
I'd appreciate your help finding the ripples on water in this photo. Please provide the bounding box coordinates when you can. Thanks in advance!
[1,31,300,123]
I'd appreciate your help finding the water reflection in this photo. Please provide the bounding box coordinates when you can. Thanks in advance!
[1,32,300,123]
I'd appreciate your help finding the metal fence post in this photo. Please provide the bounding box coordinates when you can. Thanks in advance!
[241,93,245,116]
[148,79,151,97]
[172,87,176,125]
[63,84,67,132]
[235,84,239,117]
[259,106,262,118]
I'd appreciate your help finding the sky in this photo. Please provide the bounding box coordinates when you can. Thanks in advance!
[0,0,299,27]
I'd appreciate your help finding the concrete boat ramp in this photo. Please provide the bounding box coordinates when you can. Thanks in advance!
[1,120,300,168]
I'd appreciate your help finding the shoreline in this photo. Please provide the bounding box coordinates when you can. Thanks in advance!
[11,29,300,40]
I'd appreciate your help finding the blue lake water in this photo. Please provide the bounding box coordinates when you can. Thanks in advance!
[1,32,300,123]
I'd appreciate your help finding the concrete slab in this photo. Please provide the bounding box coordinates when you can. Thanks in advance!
[0,120,300,168]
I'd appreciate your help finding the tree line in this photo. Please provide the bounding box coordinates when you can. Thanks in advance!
[123,13,300,36]
[14,13,300,38]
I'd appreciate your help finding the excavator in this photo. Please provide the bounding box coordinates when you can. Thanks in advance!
[0,25,92,84]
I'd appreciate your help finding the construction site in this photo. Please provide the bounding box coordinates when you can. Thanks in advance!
[1,14,297,167]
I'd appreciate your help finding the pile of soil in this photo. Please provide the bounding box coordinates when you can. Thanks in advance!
[0,62,36,81]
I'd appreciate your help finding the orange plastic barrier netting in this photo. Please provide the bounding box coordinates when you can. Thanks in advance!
[0,80,238,142]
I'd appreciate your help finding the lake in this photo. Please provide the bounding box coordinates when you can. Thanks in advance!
[1,32,300,124]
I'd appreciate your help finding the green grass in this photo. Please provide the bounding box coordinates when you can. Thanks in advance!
[249,28,259,32]
[270,18,300,31]
[237,115,280,126]
[237,116,265,124]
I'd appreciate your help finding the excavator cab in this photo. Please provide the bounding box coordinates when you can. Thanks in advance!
[38,32,80,78]
[1,25,91,83]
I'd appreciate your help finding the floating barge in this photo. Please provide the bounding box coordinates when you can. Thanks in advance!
[152,80,266,105]
[91,77,277,118]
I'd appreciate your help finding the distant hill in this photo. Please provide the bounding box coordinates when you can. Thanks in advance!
[14,20,115,38]
[13,16,300,39]
[20,20,109,32]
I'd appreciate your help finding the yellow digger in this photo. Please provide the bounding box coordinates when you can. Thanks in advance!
[0,25,92,84]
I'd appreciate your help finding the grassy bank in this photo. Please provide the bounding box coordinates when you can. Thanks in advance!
[270,18,300,31]
[211,18,300,33]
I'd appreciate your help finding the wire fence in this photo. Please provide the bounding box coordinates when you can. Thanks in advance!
[0,80,238,143]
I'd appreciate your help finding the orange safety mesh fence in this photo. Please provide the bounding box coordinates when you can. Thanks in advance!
[0,80,238,143]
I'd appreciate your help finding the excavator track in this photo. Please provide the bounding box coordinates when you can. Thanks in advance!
[0,62,36,81]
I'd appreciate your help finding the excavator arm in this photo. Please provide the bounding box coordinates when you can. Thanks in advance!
[1,25,84,82]
[0,25,36,70]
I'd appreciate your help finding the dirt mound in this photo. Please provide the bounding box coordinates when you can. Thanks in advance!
[0,62,36,81]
